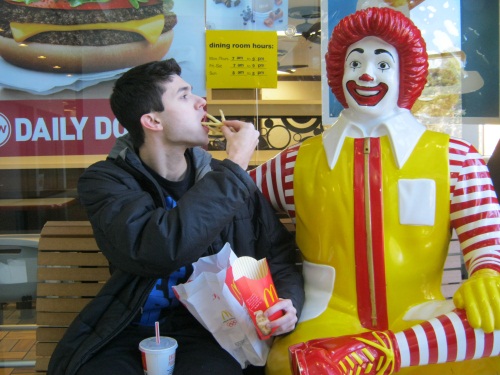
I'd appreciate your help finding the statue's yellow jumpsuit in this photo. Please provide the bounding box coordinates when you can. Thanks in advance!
[265,132,500,374]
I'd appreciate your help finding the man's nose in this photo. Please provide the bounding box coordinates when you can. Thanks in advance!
[196,95,207,108]
[359,73,374,82]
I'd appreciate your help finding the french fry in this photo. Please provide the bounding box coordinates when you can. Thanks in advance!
[205,113,220,123]
[202,110,226,136]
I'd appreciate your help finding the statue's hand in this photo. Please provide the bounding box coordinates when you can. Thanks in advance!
[453,269,500,333]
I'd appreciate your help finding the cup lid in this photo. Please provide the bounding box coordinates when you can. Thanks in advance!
[139,337,178,352]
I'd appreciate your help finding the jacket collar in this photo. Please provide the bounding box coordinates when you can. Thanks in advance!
[110,134,213,183]
[322,108,426,170]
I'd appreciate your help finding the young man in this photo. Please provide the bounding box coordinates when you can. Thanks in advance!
[48,59,304,375]
[250,6,500,375]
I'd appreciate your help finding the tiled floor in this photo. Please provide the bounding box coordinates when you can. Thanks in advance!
[0,303,37,375]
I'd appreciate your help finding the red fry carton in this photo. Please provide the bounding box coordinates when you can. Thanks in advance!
[231,256,283,340]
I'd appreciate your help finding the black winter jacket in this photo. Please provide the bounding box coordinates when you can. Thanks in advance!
[48,137,304,375]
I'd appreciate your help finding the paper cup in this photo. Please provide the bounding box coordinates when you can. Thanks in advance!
[139,337,178,375]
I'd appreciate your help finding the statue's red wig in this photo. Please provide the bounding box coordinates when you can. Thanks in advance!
[326,7,428,110]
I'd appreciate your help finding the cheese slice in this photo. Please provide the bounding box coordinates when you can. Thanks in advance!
[11,14,165,44]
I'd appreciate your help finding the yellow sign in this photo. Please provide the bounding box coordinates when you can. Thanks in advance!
[206,30,278,89]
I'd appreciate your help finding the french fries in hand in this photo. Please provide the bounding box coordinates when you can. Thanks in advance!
[202,109,226,136]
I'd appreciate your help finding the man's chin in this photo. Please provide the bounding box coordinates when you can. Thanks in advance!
[195,137,211,149]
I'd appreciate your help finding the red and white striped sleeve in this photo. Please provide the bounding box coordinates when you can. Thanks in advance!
[248,144,300,220]
[449,137,500,275]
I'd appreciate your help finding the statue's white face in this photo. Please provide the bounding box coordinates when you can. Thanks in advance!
[343,36,400,117]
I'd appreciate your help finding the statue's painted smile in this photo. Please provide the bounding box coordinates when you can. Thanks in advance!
[346,81,389,106]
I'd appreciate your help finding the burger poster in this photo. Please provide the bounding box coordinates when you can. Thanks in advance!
[0,0,177,74]
[0,0,205,157]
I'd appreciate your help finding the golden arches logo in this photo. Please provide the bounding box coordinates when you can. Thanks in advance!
[221,310,234,321]
[263,284,278,308]
[221,310,237,328]
[230,280,243,302]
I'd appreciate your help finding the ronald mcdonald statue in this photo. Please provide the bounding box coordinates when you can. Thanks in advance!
[249,4,500,375]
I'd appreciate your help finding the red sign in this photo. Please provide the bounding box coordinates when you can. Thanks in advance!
[0,99,126,157]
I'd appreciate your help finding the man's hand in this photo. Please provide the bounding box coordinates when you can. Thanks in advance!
[222,120,259,170]
[265,298,298,336]
[453,268,500,333]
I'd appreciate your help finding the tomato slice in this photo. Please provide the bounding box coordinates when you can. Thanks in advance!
[5,0,160,10]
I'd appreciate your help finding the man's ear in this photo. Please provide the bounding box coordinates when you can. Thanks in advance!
[141,113,163,131]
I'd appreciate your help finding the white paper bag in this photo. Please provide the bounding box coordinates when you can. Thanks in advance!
[172,243,271,368]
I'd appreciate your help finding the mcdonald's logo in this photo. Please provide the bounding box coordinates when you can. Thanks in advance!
[221,310,234,322]
[263,284,278,308]
[221,310,237,327]
[231,280,243,302]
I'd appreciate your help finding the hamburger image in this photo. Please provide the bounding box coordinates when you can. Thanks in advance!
[0,0,176,73]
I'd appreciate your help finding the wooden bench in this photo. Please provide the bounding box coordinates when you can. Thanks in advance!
[35,221,109,373]
[34,220,464,373]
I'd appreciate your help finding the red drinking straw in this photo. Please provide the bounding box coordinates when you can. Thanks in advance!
[155,321,160,344]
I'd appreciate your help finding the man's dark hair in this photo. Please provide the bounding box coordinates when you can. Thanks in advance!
[110,59,182,149]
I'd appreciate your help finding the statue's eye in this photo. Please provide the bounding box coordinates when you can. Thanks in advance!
[378,61,390,71]
[349,61,361,69]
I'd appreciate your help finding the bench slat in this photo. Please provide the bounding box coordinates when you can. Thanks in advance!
[37,282,104,297]
[38,237,99,251]
[36,342,57,357]
[442,283,461,299]
[40,221,95,236]
[37,298,93,313]
[35,357,50,373]
[37,327,67,342]
[38,267,110,282]
[444,254,462,270]
[37,312,79,326]
[38,252,108,266]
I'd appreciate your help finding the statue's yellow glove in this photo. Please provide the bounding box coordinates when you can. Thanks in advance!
[453,269,500,333]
